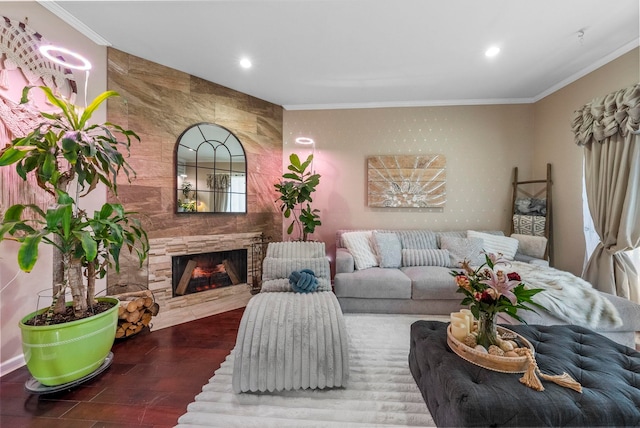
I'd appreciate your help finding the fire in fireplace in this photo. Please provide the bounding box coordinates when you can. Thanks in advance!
[172,249,247,296]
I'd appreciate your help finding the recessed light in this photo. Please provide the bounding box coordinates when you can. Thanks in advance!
[239,57,252,69]
[485,46,500,58]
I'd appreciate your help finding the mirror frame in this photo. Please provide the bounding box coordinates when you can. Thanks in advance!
[174,123,247,214]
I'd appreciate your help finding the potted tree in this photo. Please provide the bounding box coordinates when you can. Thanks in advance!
[0,86,149,387]
[274,153,321,241]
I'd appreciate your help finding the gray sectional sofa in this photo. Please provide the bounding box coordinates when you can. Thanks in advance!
[334,229,536,315]
[333,228,640,348]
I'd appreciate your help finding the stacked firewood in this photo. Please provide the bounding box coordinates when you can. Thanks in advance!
[110,290,159,339]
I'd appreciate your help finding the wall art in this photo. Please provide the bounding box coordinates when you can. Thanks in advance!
[367,154,446,208]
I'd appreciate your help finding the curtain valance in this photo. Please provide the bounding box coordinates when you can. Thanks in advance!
[572,83,640,147]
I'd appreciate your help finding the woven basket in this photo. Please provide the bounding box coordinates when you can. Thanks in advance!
[447,324,535,373]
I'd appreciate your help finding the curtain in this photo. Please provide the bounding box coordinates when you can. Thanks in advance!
[572,83,640,303]
[211,174,230,212]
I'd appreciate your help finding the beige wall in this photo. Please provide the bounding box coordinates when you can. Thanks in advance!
[0,3,107,375]
[533,48,639,276]
[284,48,639,274]
[284,104,536,265]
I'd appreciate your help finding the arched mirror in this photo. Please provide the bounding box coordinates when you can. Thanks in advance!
[175,123,247,213]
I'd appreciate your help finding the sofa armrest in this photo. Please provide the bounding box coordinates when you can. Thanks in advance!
[514,252,549,267]
[335,248,355,274]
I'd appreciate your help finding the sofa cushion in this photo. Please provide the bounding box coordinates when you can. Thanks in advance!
[262,257,330,281]
[401,266,460,300]
[401,249,450,267]
[396,230,438,249]
[468,230,519,260]
[511,233,547,259]
[435,230,466,248]
[342,231,378,270]
[334,268,411,299]
[440,236,484,266]
[372,231,402,268]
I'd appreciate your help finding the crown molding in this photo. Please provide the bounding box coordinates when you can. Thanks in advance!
[283,97,535,111]
[38,1,112,46]
[533,38,640,102]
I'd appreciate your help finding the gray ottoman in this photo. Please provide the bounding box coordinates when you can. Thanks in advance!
[409,321,640,427]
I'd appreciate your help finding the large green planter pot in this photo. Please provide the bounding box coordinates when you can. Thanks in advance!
[19,297,119,386]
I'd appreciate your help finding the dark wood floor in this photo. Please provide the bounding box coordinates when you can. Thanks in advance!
[0,307,245,428]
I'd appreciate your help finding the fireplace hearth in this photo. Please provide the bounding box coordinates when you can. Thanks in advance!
[145,232,262,330]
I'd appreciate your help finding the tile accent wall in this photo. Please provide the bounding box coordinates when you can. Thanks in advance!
[105,48,283,325]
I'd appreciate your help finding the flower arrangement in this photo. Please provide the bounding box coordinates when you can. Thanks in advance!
[451,252,544,349]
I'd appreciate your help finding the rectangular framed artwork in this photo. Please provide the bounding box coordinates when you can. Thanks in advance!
[367,155,446,208]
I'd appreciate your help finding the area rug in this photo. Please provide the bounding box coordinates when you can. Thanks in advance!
[175,313,445,427]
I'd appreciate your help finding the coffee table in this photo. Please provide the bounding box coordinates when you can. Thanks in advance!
[409,321,640,427]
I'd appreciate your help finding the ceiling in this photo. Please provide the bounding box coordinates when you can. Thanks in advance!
[44,0,639,110]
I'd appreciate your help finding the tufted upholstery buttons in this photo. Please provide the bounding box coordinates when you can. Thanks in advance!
[408,321,640,427]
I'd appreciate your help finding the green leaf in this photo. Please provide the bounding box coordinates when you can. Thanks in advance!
[289,153,301,169]
[79,91,119,128]
[18,235,42,272]
[41,152,56,181]
[3,204,26,222]
[76,230,98,262]
[0,147,27,166]
[99,203,114,219]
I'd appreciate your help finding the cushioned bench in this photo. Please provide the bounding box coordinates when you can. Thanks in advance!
[409,321,640,427]
[232,241,349,393]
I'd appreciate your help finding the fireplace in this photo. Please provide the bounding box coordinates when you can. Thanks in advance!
[144,232,263,330]
[172,249,247,296]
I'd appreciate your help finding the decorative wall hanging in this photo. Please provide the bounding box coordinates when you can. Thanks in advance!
[0,16,77,97]
[0,16,78,216]
[367,155,446,208]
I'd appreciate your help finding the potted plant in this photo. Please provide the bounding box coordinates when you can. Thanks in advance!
[274,153,321,241]
[0,86,149,386]
[179,181,196,212]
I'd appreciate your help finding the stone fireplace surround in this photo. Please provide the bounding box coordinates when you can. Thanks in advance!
[147,232,262,330]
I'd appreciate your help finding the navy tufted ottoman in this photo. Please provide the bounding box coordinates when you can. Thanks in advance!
[409,321,640,427]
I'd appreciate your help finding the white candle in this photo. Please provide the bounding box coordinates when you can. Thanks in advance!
[451,321,468,341]
[460,309,474,329]
[450,312,470,334]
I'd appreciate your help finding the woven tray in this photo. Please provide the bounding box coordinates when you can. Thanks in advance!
[447,324,535,373]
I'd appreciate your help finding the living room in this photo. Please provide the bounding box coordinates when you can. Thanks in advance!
[1,1,639,426]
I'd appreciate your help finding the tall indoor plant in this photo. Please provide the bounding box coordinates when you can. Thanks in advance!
[274,153,321,241]
[0,86,148,385]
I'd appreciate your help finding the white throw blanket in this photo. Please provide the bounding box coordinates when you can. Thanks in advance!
[510,261,623,329]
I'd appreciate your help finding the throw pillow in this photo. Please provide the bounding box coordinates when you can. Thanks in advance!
[512,214,547,237]
[372,231,402,268]
[467,230,519,260]
[440,236,485,267]
[401,249,450,267]
[342,231,378,270]
[396,230,438,249]
[511,233,548,259]
[289,269,318,293]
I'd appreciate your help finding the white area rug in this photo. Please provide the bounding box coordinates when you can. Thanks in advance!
[176,314,446,427]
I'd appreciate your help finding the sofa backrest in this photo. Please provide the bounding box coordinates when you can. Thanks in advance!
[335,229,504,249]
[266,241,326,258]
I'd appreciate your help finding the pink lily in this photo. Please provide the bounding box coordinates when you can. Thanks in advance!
[479,269,519,305]
[486,252,511,267]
